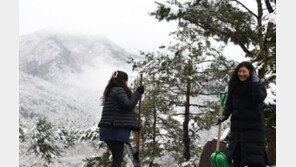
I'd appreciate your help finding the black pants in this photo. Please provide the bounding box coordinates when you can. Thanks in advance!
[106,141,125,167]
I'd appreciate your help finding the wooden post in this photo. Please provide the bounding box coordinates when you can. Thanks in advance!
[216,106,223,151]
[136,73,143,153]
[216,92,227,152]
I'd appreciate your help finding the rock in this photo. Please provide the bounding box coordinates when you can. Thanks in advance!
[198,139,233,167]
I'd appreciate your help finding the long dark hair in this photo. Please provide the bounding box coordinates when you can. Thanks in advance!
[102,70,132,104]
[228,61,255,96]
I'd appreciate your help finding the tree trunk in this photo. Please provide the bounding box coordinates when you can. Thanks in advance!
[183,86,190,162]
[265,0,274,13]
[149,107,157,167]
[183,60,191,163]
[257,0,268,78]
[266,128,276,165]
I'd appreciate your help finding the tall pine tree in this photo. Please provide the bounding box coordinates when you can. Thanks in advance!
[28,117,62,167]
[151,0,275,85]
[129,74,173,166]
[130,23,235,164]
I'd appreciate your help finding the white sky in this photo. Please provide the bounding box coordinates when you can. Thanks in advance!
[19,0,247,60]
[19,0,178,55]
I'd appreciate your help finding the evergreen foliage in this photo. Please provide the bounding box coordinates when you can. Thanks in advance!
[28,117,62,166]
[82,155,102,167]
[19,120,26,143]
[79,127,100,141]
[150,0,276,86]
[56,126,77,148]
[129,23,235,163]
[130,74,171,166]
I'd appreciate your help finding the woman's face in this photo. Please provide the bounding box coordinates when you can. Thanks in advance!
[125,81,128,85]
[238,66,250,82]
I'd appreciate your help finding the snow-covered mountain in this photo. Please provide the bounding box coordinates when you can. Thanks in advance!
[19,31,135,84]
[19,31,137,129]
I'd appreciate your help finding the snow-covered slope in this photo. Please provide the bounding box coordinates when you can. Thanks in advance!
[19,31,135,85]
[19,31,136,128]
[19,71,100,128]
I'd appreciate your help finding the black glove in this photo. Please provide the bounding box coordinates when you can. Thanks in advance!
[216,115,227,125]
[136,86,144,95]
[251,70,259,82]
[132,125,141,132]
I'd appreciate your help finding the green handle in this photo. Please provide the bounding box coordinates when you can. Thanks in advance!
[220,92,227,107]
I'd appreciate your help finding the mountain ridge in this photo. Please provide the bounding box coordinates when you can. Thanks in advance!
[19,31,137,129]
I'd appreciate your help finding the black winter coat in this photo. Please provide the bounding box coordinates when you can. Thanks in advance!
[98,87,141,131]
[223,82,267,166]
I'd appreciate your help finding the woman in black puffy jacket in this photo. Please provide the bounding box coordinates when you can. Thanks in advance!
[217,62,268,167]
[98,70,144,167]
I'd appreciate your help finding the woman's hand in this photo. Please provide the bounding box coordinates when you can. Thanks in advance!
[252,70,260,82]
[136,86,145,95]
[134,125,141,132]
[216,115,227,125]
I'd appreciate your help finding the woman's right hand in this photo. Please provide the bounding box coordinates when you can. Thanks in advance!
[136,86,145,95]
[216,115,227,125]
[251,70,260,82]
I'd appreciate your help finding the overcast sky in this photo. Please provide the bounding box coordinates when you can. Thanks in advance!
[19,0,246,61]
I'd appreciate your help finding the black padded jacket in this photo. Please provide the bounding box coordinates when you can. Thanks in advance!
[98,87,141,131]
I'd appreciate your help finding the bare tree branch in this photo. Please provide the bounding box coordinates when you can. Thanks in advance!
[230,0,258,18]
[182,15,253,55]
[264,0,274,13]
[190,92,219,96]
[190,104,208,108]
[171,113,185,116]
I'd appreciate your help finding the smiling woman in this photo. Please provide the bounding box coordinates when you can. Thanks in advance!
[217,61,268,166]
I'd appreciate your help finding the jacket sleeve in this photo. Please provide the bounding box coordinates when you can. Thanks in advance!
[114,87,141,111]
[222,93,233,119]
[251,82,267,103]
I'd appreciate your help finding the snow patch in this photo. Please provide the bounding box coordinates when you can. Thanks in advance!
[268,10,276,24]
[170,4,180,15]
[220,127,230,141]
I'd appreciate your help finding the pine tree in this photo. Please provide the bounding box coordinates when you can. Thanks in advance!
[150,0,276,85]
[19,120,26,143]
[130,74,170,166]
[159,116,184,165]
[263,99,276,165]
[79,126,100,141]
[28,117,62,166]
[130,24,235,164]
[56,126,77,148]
[82,155,102,167]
